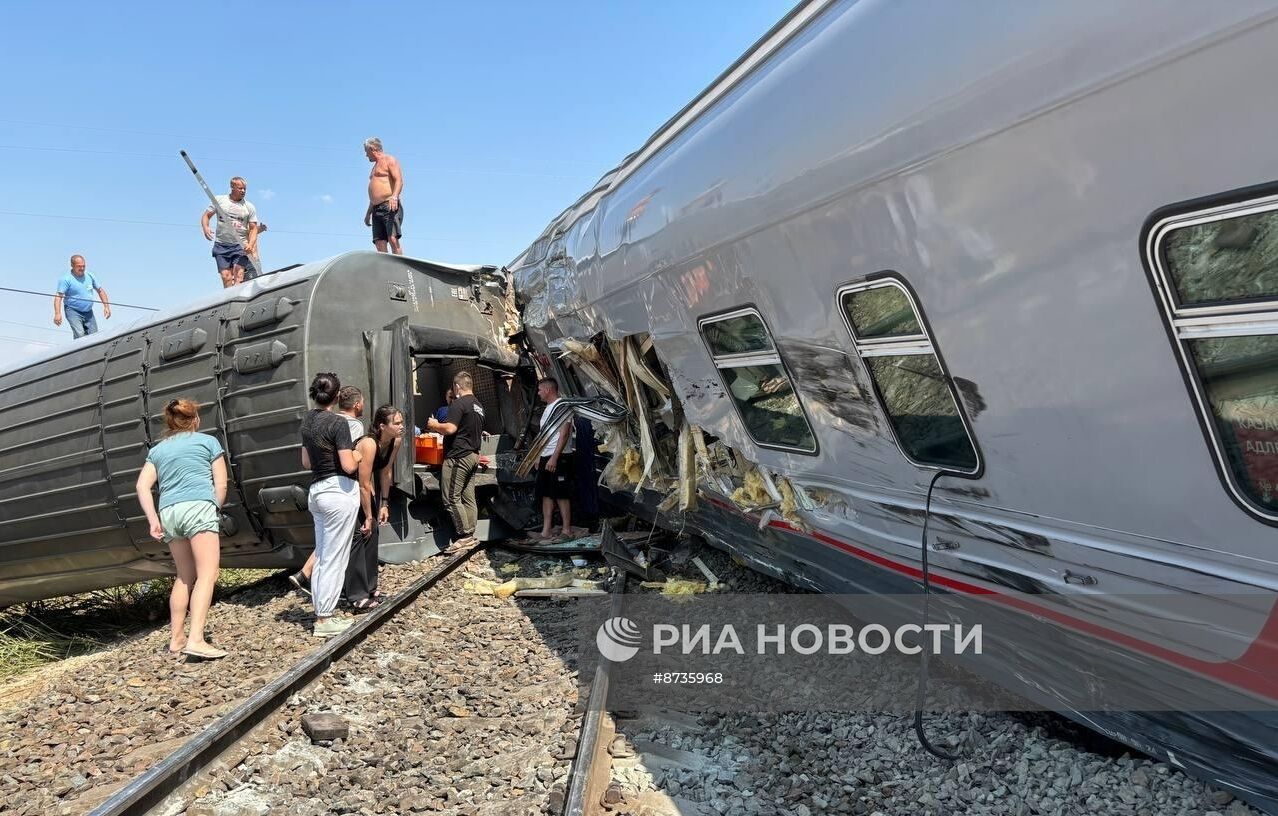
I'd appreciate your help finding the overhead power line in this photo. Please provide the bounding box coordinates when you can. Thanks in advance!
[0,286,158,311]
[0,118,602,169]
[0,209,467,242]
[0,334,55,347]
[0,144,594,181]
[0,318,66,335]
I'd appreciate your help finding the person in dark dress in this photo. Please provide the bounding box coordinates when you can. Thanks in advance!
[345,405,404,609]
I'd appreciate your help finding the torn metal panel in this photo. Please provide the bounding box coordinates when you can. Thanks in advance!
[622,341,658,492]
[498,535,604,555]
[675,422,697,512]
[625,336,672,400]
[602,521,666,582]
[514,396,629,477]
[556,337,623,401]
[691,556,721,590]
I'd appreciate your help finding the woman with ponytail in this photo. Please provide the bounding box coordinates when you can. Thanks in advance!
[299,372,361,638]
[135,398,229,659]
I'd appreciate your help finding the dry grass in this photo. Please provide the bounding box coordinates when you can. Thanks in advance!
[0,569,276,685]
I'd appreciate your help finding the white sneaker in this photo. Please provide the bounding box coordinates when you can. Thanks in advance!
[313,616,354,638]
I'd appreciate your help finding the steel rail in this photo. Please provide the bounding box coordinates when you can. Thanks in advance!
[88,547,477,816]
[563,571,624,816]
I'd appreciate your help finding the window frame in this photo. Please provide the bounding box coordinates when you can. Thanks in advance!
[836,275,982,475]
[1144,188,1278,525]
[696,306,819,455]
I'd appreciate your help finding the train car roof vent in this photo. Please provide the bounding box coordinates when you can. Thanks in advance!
[235,339,290,374]
[240,296,295,331]
[259,484,308,513]
[159,327,208,361]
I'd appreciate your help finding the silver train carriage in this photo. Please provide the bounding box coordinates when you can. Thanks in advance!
[0,252,536,607]
[508,0,1278,810]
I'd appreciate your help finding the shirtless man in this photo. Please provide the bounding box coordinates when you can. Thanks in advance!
[362,138,404,255]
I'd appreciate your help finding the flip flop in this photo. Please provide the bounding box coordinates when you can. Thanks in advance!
[181,645,227,660]
[353,597,381,612]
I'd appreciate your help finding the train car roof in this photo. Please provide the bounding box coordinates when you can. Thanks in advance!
[4,251,495,375]
[507,0,834,271]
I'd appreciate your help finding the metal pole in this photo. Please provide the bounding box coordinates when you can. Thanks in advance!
[180,150,264,278]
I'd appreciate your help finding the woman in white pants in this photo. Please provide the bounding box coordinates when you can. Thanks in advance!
[299,372,362,638]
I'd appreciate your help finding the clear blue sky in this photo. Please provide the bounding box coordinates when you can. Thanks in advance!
[0,1,794,359]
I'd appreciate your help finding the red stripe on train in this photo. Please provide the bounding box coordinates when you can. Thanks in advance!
[704,496,1278,701]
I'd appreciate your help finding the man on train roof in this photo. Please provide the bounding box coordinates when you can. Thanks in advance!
[52,254,110,339]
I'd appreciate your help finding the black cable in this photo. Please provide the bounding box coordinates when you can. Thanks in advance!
[0,144,592,180]
[0,209,428,241]
[914,468,962,761]
[0,286,158,311]
[0,334,55,347]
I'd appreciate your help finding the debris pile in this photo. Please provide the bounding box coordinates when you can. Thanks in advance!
[542,331,824,531]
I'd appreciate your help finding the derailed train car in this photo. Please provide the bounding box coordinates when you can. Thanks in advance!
[0,251,535,606]
[509,0,1278,810]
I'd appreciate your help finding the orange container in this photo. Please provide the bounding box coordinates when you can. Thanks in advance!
[414,434,444,466]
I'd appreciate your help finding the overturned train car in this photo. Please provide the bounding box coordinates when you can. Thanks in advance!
[509,0,1278,811]
[0,252,535,606]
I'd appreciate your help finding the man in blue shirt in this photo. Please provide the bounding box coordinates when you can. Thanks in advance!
[53,255,111,338]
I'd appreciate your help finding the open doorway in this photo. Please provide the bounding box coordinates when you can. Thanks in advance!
[373,317,541,560]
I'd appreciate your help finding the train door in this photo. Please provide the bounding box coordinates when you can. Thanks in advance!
[366,317,438,559]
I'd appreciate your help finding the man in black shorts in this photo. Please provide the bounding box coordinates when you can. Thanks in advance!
[362,137,405,255]
[533,377,574,541]
[427,371,484,553]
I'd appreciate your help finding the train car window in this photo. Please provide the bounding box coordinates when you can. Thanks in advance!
[1162,209,1278,307]
[702,312,776,355]
[1190,335,1278,512]
[843,285,923,339]
[1148,197,1278,520]
[838,280,979,472]
[698,308,816,453]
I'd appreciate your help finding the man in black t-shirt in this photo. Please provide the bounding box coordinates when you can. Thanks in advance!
[427,371,485,553]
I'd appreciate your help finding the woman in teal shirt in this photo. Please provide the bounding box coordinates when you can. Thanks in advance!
[135,398,229,659]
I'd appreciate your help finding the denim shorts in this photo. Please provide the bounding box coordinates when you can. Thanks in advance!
[159,500,221,542]
[212,241,249,271]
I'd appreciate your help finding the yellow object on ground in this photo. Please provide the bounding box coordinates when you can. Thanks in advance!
[640,578,707,596]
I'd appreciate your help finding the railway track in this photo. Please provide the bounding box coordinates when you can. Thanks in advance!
[0,539,622,816]
[50,544,623,816]
[86,548,479,816]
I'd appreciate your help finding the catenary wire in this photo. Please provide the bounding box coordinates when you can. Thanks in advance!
[0,286,158,311]
[0,210,465,242]
[0,118,602,169]
[0,319,67,335]
[0,144,594,181]
[0,334,55,347]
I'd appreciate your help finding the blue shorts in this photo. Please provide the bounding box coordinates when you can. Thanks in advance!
[212,241,249,272]
[159,500,221,543]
